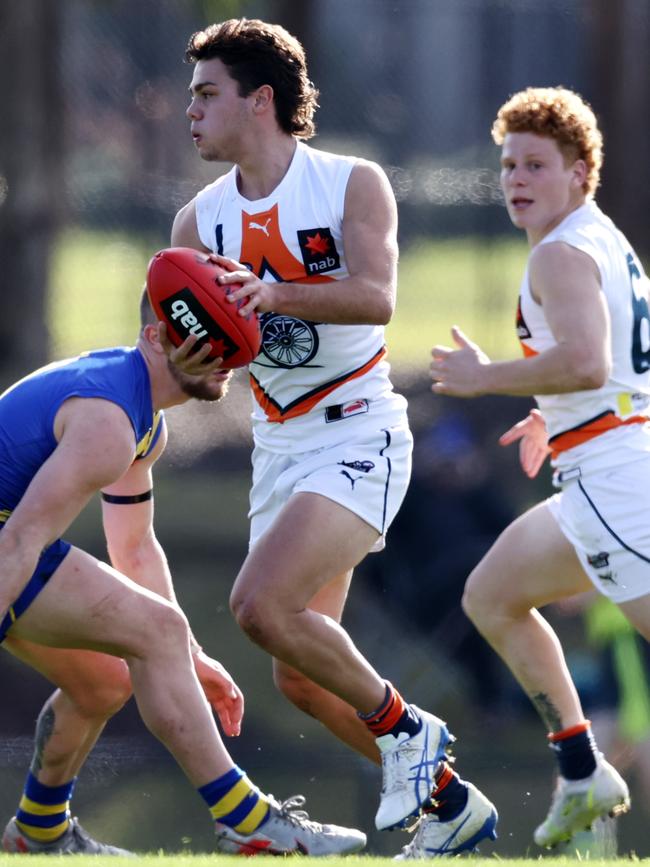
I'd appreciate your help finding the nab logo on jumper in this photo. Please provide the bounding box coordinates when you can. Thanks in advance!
[297,228,341,276]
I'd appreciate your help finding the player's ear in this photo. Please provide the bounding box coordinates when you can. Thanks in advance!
[571,159,587,191]
[142,322,165,354]
[251,84,273,115]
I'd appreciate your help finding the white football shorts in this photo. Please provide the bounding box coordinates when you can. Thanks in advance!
[248,397,412,552]
[547,450,650,603]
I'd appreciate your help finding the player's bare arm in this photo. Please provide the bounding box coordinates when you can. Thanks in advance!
[0,399,136,618]
[216,160,398,324]
[100,419,244,735]
[101,424,174,599]
[171,198,210,251]
[431,242,610,397]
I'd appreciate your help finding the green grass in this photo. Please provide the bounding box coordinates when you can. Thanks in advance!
[1,857,647,866]
[48,230,527,364]
[389,236,527,365]
[48,229,165,359]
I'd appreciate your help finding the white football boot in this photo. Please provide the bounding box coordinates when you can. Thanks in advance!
[2,816,134,855]
[395,780,498,859]
[375,706,453,831]
[534,756,630,848]
[214,794,367,856]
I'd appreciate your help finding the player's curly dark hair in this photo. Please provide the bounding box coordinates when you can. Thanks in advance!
[186,18,319,140]
[491,86,603,196]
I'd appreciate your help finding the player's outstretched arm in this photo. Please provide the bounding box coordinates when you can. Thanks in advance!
[0,398,136,620]
[100,422,244,735]
[430,244,610,398]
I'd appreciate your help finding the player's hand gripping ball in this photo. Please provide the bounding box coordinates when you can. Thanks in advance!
[146,247,262,368]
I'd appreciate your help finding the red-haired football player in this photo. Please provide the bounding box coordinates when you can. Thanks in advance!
[430,87,643,848]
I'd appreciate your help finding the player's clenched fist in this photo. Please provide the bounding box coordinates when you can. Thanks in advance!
[430,326,491,397]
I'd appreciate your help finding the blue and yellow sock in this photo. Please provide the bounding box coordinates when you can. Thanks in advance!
[15,772,74,843]
[199,766,270,835]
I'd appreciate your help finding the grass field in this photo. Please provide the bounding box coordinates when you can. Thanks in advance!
[49,229,163,358]
[48,229,526,365]
[388,235,526,364]
[4,858,650,866]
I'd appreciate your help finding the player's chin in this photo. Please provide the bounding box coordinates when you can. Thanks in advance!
[197,143,222,163]
[182,370,232,402]
[506,207,529,229]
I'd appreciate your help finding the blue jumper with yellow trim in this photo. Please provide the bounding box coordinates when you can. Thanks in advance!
[0,347,163,643]
[0,347,275,845]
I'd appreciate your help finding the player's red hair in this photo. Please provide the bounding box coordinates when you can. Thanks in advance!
[492,86,603,196]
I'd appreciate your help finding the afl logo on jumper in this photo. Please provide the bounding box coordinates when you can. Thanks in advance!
[297,227,340,276]
[259,313,320,368]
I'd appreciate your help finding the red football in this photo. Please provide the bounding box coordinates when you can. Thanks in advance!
[146,247,261,369]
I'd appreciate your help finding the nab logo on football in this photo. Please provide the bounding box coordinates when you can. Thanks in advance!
[297,227,340,276]
[160,287,239,359]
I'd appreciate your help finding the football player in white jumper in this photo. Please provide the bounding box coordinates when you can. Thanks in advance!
[165,17,497,858]
[430,86,646,849]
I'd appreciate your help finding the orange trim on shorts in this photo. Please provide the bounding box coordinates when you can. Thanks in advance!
[548,720,591,742]
[549,411,647,458]
[250,346,387,423]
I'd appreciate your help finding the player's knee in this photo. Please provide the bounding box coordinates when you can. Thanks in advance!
[463,567,511,636]
[140,599,191,652]
[462,568,492,629]
[94,675,132,716]
[230,589,280,649]
[157,603,191,646]
[62,663,132,719]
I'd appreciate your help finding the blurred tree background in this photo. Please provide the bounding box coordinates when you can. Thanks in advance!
[1,0,649,857]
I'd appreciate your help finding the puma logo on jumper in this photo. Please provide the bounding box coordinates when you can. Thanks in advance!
[249,218,272,237]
